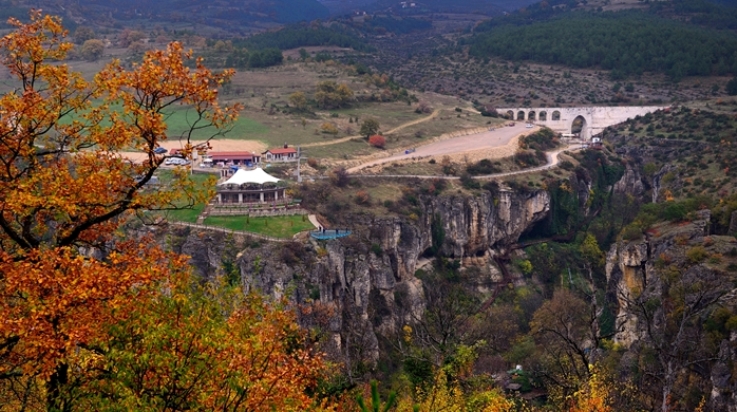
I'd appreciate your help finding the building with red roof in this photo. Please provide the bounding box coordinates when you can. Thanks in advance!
[263,144,298,162]
[206,151,261,166]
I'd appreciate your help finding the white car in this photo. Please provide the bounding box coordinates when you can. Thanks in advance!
[525,123,533,128]
[164,157,189,166]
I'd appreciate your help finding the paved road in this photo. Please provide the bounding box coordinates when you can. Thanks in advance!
[348,123,532,172]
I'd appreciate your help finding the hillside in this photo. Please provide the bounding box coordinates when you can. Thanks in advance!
[3,0,330,28]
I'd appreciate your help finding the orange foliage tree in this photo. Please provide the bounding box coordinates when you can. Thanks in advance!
[0,12,329,411]
[368,135,386,149]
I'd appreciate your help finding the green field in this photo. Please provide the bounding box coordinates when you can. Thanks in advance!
[164,105,269,140]
[203,215,314,238]
[51,100,269,141]
[155,170,216,223]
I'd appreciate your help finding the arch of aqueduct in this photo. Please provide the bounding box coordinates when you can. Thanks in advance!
[495,106,669,140]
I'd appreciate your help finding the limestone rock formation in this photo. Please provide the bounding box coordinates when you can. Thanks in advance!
[168,188,550,367]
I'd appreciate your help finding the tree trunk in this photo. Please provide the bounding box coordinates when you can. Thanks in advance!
[47,363,69,412]
[661,360,674,412]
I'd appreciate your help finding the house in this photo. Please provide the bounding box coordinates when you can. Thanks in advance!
[263,144,298,162]
[206,151,261,167]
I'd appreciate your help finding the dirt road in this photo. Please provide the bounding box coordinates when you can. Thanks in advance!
[352,145,584,180]
[348,123,534,172]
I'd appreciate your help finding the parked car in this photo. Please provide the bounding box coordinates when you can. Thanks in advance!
[153,146,168,154]
[164,156,189,166]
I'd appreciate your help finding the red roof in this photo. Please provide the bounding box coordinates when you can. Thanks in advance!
[265,147,297,155]
[208,151,259,160]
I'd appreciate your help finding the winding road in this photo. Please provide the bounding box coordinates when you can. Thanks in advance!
[350,144,583,180]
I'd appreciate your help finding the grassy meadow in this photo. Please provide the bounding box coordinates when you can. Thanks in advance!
[203,215,314,238]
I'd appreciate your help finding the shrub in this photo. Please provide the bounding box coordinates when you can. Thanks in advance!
[466,159,501,175]
[621,224,642,241]
[355,190,371,205]
[306,158,320,168]
[515,259,533,275]
[559,160,574,171]
[330,167,349,187]
[368,134,386,149]
[662,202,687,221]
[320,122,338,135]
[686,246,708,263]
[460,173,480,189]
[371,243,383,257]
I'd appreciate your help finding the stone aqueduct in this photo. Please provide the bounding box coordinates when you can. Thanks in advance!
[496,106,669,140]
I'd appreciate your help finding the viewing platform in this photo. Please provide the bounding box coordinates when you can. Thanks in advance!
[310,229,352,240]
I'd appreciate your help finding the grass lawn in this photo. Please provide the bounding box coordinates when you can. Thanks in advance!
[51,100,269,141]
[155,170,217,223]
[203,215,314,238]
[164,204,206,223]
[164,105,269,140]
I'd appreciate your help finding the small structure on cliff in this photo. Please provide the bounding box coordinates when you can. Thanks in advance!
[214,168,286,204]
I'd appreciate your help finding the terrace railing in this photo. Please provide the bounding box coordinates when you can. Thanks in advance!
[310,229,352,240]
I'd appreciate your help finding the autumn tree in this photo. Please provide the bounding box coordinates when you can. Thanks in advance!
[126,40,147,55]
[368,134,386,148]
[0,12,338,411]
[72,26,95,44]
[621,264,729,411]
[118,29,146,47]
[289,91,308,110]
[315,80,354,109]
[529,288,601,398]
[360,118,380,138]
[79,38,104,61]
[83,277,329,411]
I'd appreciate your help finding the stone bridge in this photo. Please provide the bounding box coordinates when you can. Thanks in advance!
[496,106,668,140]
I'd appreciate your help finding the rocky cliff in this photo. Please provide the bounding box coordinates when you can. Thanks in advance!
[166,187,550,366]
[606,210,737,411]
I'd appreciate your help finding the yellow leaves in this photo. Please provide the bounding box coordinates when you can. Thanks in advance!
[567,365,614,412]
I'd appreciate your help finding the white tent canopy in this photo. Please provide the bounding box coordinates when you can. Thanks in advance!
[218,168,280,186]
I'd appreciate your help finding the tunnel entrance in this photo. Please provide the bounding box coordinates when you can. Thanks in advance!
[571,115,587,139]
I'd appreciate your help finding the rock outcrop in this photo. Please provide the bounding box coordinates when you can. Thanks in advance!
[606,210,737,411]
[169,188,550,365]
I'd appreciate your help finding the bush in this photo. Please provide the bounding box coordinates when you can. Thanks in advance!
[662,202,687,221]
[686,246,708,264]
[621,224,642,241]
[368,134,386,149]
[466,159,501,176]
[320,122,338,135]
[371,243,383,257]
[460,173,480,189]
[559,160,574,171]
[355,190,371,205]
[330,167,349,188]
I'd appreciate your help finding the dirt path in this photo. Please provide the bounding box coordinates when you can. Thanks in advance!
[300,109,441,148]
[350,145,584,180]
[383,109,440,134]
[348,123,536,173]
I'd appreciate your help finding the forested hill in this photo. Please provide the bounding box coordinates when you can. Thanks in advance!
[234,24,375,52]
[463,10,737,80]
[89,0,329,23]
[8,0,329,26]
